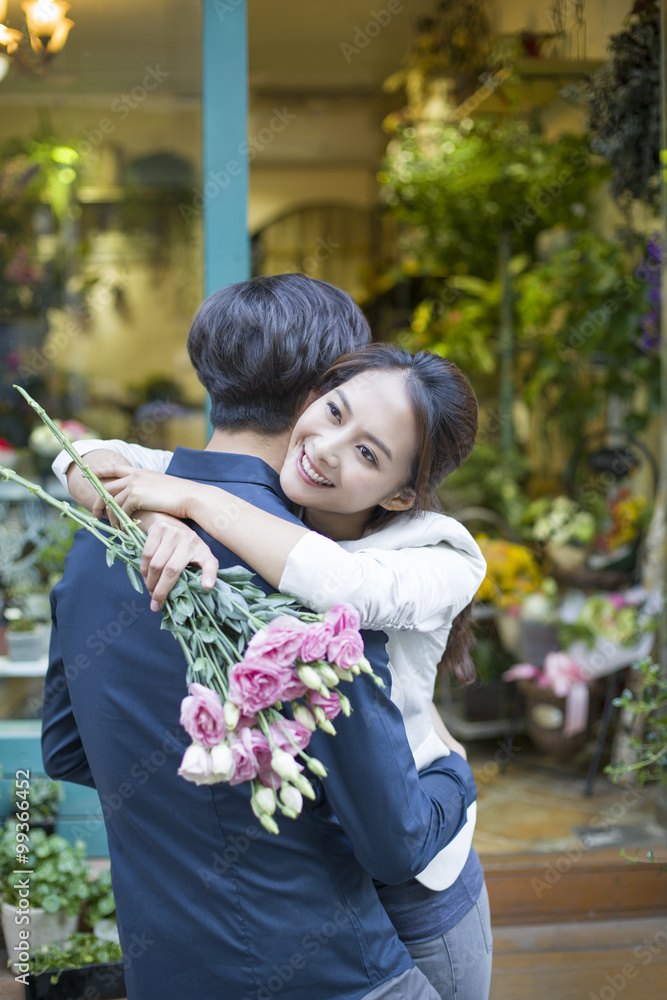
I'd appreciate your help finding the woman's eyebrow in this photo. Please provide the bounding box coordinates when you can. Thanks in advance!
[335,388,393,462]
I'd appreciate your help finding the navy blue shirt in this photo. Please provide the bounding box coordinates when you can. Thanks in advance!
[43,448,477,1000]
[376,849,485,945]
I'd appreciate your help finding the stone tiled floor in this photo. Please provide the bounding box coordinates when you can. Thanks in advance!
[468,736,664,858]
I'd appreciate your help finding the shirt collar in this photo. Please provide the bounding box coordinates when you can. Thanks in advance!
[166,447,291,506]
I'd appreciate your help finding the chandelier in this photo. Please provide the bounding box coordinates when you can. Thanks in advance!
[0,1,74,82]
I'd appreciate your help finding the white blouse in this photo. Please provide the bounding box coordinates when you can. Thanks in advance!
[53,440,487,890]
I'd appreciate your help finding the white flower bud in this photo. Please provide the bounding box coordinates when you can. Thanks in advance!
[258,813,280,835]
[271,750,301,780]
[318,664,340,688]
[313,706,336,735]
[337,692,351,717]
[292,703,317,731]
[290,772,317,799]
[224,702,241,730]
[357,656,372,674]
[252,786,276,816]
[209,742,236,781]
[305,756,327,779]
[297,665,325,691]
[280,784,303,814]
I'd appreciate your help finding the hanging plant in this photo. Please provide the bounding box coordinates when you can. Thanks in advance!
[384,0,494,110]
[573,0,660,210]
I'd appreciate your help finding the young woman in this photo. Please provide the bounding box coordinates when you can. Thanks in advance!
[55,344,492,1000]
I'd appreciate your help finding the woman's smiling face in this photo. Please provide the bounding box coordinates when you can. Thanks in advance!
[280,369,418,517]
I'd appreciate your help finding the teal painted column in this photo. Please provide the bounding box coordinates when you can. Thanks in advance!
[203,0,250,294]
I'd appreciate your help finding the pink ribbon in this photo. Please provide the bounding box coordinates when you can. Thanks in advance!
[503,652,590,737]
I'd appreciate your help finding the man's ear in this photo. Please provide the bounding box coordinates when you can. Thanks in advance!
[379,489,416,513]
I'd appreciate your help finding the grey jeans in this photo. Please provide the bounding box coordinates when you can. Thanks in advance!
[405,885,493,1000]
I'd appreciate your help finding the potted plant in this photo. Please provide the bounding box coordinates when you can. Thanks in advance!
[605,657,667,830]
[22,932,125,1000]
[588,489,650,574]
[524,495,596,573]
[9,779,64,836]
[1,829,90,964]
[83,869,118,943]
[6,616,45,662]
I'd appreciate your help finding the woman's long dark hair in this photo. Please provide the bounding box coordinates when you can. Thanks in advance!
[312,344,479,685]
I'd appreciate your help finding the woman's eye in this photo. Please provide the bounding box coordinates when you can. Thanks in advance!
[359,445,378,466]
[327,401,341,421]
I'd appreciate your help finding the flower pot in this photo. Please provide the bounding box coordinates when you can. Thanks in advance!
[93,919,120,944]
[6,628,46,662]
[518,678,589,763]
[495,611,522,658]
[546,541,589,572]
[24,961,126,1000]
[1,902,79,966]
[462,678,513,722]
[518,620,561,668]
[22,593,52,623]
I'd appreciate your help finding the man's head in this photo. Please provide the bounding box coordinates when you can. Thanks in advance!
[187,274,372,433]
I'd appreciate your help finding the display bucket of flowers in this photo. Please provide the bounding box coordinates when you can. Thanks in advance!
[504,589,659,763]
[514,667,600,763]
[525,495,596,574]
[22,933,125,1000]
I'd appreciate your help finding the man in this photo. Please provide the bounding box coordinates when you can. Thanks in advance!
[43,274,475,999]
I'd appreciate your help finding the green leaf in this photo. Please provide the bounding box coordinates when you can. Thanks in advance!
[105,548,116,568]
[198,628,219,644]
[218,566,255,583]
[126,563,144,593]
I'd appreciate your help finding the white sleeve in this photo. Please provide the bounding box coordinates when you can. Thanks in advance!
[279,531,487,632]
[51,440,174,489]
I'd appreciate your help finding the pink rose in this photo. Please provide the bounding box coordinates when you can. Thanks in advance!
[246,616,308,667]
[299,621,335,663]
[270,718,312,756]
[229,727,271,785]
[324,604,361,635]
[228,655,295,714]
[180,683,227,748]
[327,628,365,672]
[308,689,342,721]
[178,743,215,785]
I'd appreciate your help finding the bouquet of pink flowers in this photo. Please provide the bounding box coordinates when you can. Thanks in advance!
[177,602,374,832]
[1,386,380,834]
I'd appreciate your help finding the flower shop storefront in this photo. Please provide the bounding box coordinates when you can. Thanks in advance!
[0,0,247,861]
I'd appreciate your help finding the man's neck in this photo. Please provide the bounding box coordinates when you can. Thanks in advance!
[205,427,290,474]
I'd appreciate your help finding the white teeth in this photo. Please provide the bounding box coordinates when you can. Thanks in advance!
[301,452,333,486]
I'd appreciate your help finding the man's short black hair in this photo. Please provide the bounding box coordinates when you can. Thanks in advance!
[187,273,372,433]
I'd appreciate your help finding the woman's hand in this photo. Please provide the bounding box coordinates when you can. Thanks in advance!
[88,462,194,523]
[137,512,219,612]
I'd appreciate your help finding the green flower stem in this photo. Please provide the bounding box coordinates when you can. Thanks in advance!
[228,598,269,632]
[14,384,145,547]
[0,465,144,564]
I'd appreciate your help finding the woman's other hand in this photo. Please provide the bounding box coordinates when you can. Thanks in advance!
[137,512,219,611]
